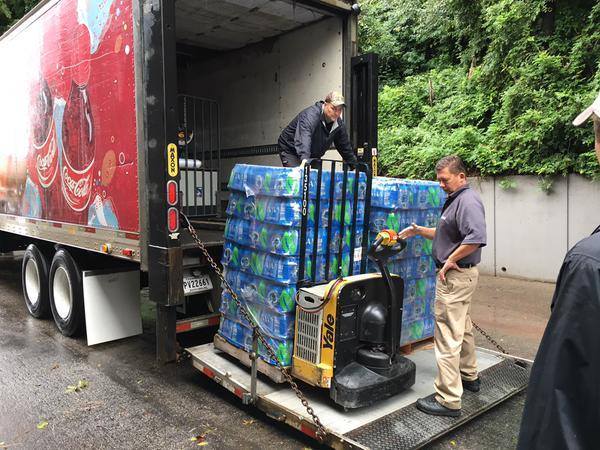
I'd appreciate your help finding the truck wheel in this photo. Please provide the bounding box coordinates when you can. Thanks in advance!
[22,244,51,318]
[49,249,84,336]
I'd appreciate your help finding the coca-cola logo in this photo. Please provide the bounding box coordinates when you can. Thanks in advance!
[61,158,94,212]
[35,132,58,188]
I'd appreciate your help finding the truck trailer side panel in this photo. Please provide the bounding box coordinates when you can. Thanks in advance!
[0,0,140,258]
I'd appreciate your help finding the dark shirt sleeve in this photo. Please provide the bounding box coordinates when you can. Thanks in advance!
[333,122,357,163]
[294,110,320,161]
[456,196,487,246]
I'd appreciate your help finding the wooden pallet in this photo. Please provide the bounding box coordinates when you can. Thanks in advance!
[213,334,286,384]
[400,336,435,355]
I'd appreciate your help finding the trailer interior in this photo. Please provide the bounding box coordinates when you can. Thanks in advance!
[165,0,358,332]
[173,0,352,220]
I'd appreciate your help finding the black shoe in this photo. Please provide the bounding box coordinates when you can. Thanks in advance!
[462,377,481,393]
[416,394,461,417]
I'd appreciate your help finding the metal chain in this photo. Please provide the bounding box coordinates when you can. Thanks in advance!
[181,213,328,442]
[472,320,509,355]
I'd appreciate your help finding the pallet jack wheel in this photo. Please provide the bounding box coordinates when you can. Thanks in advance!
[49,249,84,337]
[22,244,51,318]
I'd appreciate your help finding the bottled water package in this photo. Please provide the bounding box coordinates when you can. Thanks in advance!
[227,164,367,200]
[400,316,435,346]
[404,276,437,304]
[218,317,294,366]
[224,218,329,256]
[371,177,445,210]
[220,292,295,340]
[369,256,437,280]
[224,268,297,313]
[226,191,365,230]
[222,240,309,284]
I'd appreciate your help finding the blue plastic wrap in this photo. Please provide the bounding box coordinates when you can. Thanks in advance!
[371,177,446,210]
[226,191,365,229]
[218,317,294,366]
[404,276,437,303]
[222,240,362,284]
[369,256,437,280]
[227,164,367,200]
[401,317,435,346]
[220,292,295,340]
[224,217,364,257]
[224,268,297,313]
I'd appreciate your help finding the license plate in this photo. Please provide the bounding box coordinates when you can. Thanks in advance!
[183,274,213,295]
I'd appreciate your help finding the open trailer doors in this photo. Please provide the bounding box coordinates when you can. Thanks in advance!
[351,53,379,173]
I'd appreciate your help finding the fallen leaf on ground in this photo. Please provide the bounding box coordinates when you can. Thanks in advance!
[66,380,89,393]
[136,379,143,384]
[450,440,457,446]
[51,363,59,370]
[242,419,255,426]
[196,442,208,447]
[37,421,48,430]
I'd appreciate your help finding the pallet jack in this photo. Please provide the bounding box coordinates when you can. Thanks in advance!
[292,229,416,409]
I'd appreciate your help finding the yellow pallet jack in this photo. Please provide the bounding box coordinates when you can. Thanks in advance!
[292,229,416,409]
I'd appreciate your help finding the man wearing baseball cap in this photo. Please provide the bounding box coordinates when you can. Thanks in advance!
[517,91,600,449]
[277,91,358,167]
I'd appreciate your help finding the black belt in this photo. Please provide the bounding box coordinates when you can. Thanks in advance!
[435,262,476,269]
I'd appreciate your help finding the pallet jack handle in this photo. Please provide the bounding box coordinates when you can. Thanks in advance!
[367,230,407,357]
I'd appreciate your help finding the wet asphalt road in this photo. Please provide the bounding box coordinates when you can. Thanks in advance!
[0,256,314,449]
[0,255,551,449]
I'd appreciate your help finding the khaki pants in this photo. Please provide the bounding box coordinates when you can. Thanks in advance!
[433,266,479,409]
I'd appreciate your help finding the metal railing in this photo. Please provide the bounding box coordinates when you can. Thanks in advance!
[177,95,221,218]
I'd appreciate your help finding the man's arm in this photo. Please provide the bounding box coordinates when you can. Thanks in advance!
[438,244,479,281]
[294,111,319,161]
[399,223,435,240]
[333,123,357,163]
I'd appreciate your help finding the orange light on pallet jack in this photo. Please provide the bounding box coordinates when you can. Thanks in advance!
[377,229,398,247]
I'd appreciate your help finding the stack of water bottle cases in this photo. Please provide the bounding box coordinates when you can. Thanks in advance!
[218,164,445,367]
[369,177,446,347]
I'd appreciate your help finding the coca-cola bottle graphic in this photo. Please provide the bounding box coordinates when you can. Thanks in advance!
[30,77,59,219]
[61,80,95,217]
[31,79,59,186]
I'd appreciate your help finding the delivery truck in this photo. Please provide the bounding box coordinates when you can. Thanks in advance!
[0,1,529,447]
[0,0,378,361]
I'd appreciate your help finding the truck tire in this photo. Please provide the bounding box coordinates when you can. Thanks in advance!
[22,244,51,318]
[49,249,84,337]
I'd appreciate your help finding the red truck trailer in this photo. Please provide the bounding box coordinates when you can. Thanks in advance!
[0,0,378,362]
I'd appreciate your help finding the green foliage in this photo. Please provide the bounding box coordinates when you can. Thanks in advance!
[498,179,518,190]
[0,0,41,35]
[362,0,600,180]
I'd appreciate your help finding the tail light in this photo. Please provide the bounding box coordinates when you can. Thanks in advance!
[168,207,179,233]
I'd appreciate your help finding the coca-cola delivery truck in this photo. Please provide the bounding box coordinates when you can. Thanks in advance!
[0,0,378,362]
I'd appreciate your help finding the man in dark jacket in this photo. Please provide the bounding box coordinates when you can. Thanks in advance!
[278,91,357,167]
[517,92,600,449]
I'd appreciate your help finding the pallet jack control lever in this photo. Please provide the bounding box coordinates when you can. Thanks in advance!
[367,229,407,358]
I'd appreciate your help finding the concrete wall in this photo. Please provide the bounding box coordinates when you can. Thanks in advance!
[475,175,600,282]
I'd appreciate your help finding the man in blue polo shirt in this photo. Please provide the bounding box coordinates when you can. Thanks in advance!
[399,155,487,417]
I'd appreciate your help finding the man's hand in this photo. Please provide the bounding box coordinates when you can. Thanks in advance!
[438,260,462,282]
[399,223,419,239]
